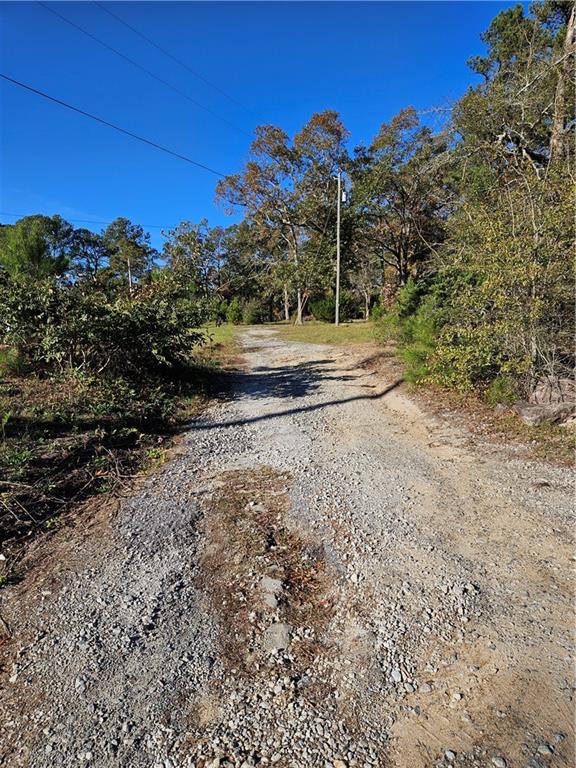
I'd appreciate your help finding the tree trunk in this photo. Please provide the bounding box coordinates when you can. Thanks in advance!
[364,290,370,321]
[295,288,303,325]
[283,286,290,322]
[550,4,575,163]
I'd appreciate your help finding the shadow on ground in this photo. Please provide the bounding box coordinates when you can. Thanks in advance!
[192,354,404,431]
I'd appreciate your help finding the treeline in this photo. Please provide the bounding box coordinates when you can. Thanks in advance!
[215,0,575,400]
[1,1,574,410]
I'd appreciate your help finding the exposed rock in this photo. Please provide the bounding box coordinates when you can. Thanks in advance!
[262,623,292,652]
[514,401,575,426]
[260,576,283,608]
[530,376,575,405]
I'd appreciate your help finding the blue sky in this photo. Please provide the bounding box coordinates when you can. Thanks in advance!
[1,1,517,248]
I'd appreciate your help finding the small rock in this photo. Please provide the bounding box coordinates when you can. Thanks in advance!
[262,623,292,652]
[491,758,507,768]
[537,744,553,755]
[390,668,402,683]
[451,692,463,701]
[444,750,456,762]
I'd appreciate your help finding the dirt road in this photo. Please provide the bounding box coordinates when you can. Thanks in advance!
[1,329,574,768]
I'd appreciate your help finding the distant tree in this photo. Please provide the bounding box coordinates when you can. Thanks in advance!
[216,111,350,324]
[162,219,228,296]
[103,217,155,294]
[351,108,450,290]
[0,215,72,278]
[70,228,109,281]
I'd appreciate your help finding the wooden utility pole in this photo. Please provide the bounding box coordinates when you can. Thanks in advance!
[335,171,341,326]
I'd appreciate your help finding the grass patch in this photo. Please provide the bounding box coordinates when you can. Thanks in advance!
[194,324,242,369]
[268,320,376,346]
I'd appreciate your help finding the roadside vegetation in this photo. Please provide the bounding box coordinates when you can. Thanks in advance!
[0,2,573,575]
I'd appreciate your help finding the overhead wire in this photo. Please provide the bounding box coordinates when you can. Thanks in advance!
[37,1,252,139]
[0,73,227,178]
[0,211,171,230]
[92,1,246,111]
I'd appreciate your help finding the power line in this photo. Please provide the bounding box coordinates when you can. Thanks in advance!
[37,2,251,139]
[0,73,227,178]
[92,1,246,111]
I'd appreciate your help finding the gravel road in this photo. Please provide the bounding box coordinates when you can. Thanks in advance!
[0,329,574,768]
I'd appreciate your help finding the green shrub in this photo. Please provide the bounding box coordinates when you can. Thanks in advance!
[226,297,243,325]
[370,301,385,322]
[0,275,207,386]
[310,292,356,322]
[242,299,268,325]
[486,375,519,406]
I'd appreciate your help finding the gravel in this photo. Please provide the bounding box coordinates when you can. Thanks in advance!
[0,329,573,768]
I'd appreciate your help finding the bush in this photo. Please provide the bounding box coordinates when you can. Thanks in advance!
[242,299,268,325]
[0,276,207,384]
[310,292,356,322]
[377,275,460,384]
[486,375,519,406]
[370,301,385,322]
[226,297,243,325]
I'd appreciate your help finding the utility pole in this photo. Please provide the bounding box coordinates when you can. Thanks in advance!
[335,170,341,326]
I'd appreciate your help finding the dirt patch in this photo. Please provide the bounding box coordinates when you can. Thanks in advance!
[196,466,335,677]
[351,344,575,467]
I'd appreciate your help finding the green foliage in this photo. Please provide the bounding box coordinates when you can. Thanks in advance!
[310,292,356,322]
[226,297,243,324]
[0,276,207,390]
[0,215,72,278]
[241,299,268,325]
[103,217,156,289]
[486,375,519,406]
[370,301,385,322]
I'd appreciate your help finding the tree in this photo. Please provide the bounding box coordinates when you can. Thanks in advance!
[348,251,381,320]
[103,217,155,294]
[429,1,575,393]
[351,108,449,290]
[456,1,575,169]
[0,215,72,278]
[216,111,350,324]
[70,228,109,282]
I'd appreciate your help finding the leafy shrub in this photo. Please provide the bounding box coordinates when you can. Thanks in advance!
[310,292,356,322]
[370,301,385,322]
[486,375,519,406]
[209,298,228,324]
[0,276,207,384]
[377,275,462,384]
[242,299,268,325]
[226,297,243,325]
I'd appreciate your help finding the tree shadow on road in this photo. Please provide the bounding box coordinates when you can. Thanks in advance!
[189,375,404,431]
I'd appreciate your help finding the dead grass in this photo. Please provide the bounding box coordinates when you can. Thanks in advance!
[197,466,334,676]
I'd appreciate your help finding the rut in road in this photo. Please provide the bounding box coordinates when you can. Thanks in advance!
[0,329,573,768]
